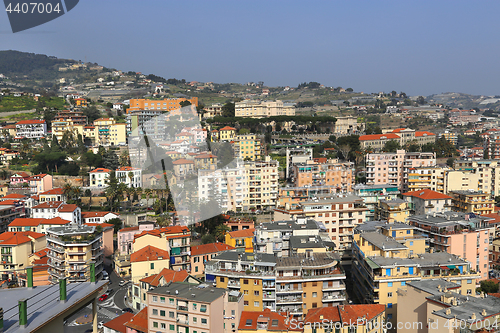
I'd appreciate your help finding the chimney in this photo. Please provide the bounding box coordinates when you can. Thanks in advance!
[0,307,3,332]
[26,266,33,289]
[18,299,27,329]
[445,308,451,315]
[482,309,487,316]
[471,313,476,320]
[59,278,67,303]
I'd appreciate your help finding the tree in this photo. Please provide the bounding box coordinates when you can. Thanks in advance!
[107,217,123,233]
[156,215,171,228]
[478,280,499,294]
[337,144,351,161]
[214,224,230,242]
[83,106,101,123]
[383,140,401,153]
[201,234,216,244]
[179,100,192,107]
[222,102,235,117]
[328,135,336,143]
[102,150,119,170]
[416,96,426,105]
[446,157,455,167]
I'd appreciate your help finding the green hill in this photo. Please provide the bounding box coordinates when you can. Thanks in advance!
[0,50,76,78]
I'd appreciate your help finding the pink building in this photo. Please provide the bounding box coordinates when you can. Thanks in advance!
[28,174,53,194]
[408,211,494,280]
[124,307,148,333]
[117,222,155,255]
[365,149,435,191]
[10,172,30,186]
[190,242,235,277]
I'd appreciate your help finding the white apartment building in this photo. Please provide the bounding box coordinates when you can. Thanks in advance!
[32,201,81,224]
[115,166,142,188]
[15,120,47,139]
[235,100,295,118]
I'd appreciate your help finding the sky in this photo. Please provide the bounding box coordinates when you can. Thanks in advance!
[1,0,500,96]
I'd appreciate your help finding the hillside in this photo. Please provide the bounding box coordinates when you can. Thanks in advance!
[0,50,76,78]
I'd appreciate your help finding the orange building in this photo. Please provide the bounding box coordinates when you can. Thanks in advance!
[127,97,199,113]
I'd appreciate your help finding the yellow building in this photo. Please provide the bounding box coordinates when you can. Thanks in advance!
[376,198,410,222]
[232,134,261,161]
[0,231,46,280]
[218,126,236,141]
[235,100,295,118]
[407,166,447,192]
[450,190,495,215]
[303,304,386,333]
[127,97,198,113]
[130,245,170,283]
[93,118,127,146]
[74,98,88,107]
[352,222,480,331]
[225,228,254,252]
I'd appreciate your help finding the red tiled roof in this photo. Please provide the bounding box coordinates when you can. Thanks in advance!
[130,245,170,263]
[124,306,148,332]
[40,188,64,195]
[0,199,19,206]
[116,166,140,171]
[482,213,500,224]
[82,211,118,218]
[84,222,114,228]
[238,308,290,331]
[172,158,194,165]
[32,248,49,258]
[194,153,216,159]
[1,193,28,199]
[16,119,45,125]
[11,172,30,178]
[139,268,189,286]
[29,173,48,180]
[0,231,45,245]
[58,204,79,212]
[160,225,190,234]
[119,226,139,233]
[103,312,134,333]
[391,128,407,133]
[305,305,386,325]
[220,126,236,131]
[228,228,255,238]
[402,189,452,200]
[191,242,235,256]
[416,131,435,137]
[89,168,111,173]
[359,133,400,141]
[9,217,71,227]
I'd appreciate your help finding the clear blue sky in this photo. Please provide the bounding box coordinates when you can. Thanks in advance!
[1,0,500,96]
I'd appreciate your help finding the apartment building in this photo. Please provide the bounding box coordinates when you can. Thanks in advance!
[47,224,104,283]
[402,189,453,215]
[490,237,500,269]
[292,158,355,192]
[277,185,338,210]
[353,184,400,221]
[225,228,254,252]
[408,211,494,280]
[352,224,480,330]
[0,203,24,233]
[232,134,262,161]
[206,251,346,317]
[238,308,291,333]
[375,198,410,223]
[406,166,447,192]
[481,129,500,159]
[333,116,364,136]
[51,110,87,141]
[146,282,242,333]
[218,126,236,141]
[127,97,199,112]
[0,231,45,281]
[202,103,223,118]
[190,242,235,277]
[8,217,71,233]
[244,157,279,211]
[130,245,171,283]
[29,173,52,194]
[235,100,295,118]
[117,222,155,255]
[93,118,126,146]
[398,279,500,333]
[15,119,47,139]
[126,109,164,138]
[449,190,495,215]
[365,149,436,190]
[115,166,142,188]
[285,147,313,180]
[274,196,368,252]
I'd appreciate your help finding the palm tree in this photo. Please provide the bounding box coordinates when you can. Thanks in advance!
[128,171,134,188]
[156,215,171,228]
[72,186,82,205]
[63,183,73,201]
[84,189,92,210]
[136,187,143,204]
[145,188,152,207]
[214,224,230,242]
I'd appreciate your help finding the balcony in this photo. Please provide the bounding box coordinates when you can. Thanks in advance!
[277,296,302,304]
[227,280,240,288]
[177,305,189,311]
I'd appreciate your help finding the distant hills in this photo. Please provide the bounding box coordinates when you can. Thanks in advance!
[0,50,76,78]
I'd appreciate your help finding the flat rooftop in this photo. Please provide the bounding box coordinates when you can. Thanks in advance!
[360,232,407,250]
[369,252,468,268]
[151,282,225,303]
[276,252,341,269]
[1,281,107,333]
[407,279,460,295]
[433,296,500,321]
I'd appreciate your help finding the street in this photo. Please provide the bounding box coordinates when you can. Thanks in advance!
[63,267,133,333]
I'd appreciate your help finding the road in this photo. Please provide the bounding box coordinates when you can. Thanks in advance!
[64,267,133,333]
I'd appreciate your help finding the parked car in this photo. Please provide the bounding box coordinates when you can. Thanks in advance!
[119,280,128,287]
[98,321,104,329]
[106,288,114,295]
[98,294,108,302]
[122,308,133,313]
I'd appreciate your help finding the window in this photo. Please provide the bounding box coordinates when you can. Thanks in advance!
[201,318,207,325]
[195,266,199,272]
[388,292,393,297]
[388,303,392,308]
[193,317,197,323]
[152,309,158,315]
[243,279,249,284]
[467,289,472,295]
[244,300,249,306]
[407,230,411,234]
[160,297,166,303]
[254,301,259,307]
[388,282,393,287]
[169,324,175,330]
[401,281,406,286]
[231,310,235,316]
[169,298,174,305]
[312,292,317,298]
[220,277,225,282]
[200,305,207,312]
[312,303,317,308]
[150,263,154,269]
[254,291,259,296]
[244,290,248,295]
[254,280,259,285]
[410,241,414,246]
[193,303,197,310]
[169,311,174,318]
[153,322,158,328]
[387,314,393,319]
[161,323,166,329]
[152,296,158,302]
[467,279,472,284]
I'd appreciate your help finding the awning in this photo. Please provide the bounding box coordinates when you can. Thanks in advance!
[366,258,381,269]
[447,265,456,269]
[440,266,450,270]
